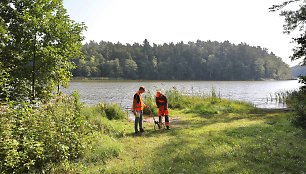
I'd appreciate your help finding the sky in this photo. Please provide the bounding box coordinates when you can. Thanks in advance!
[63,0,301,67]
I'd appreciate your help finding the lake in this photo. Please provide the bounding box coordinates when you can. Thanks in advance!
[62,80,302,109]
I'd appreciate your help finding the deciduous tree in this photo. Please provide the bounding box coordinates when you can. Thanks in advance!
[0,0,86,101]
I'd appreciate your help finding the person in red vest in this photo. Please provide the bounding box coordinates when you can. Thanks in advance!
[155,91,170,130]
[132,86,147,134]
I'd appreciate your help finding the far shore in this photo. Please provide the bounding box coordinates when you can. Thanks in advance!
[71,77,297,82]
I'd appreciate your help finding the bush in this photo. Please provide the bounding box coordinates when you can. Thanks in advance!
[95,103,126,120]
[0,92,89,173]
[287,90,306,128]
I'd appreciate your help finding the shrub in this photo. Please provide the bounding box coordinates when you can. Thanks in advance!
[0,92,89,173]
[287,90,306,128]
[95,103,126,120]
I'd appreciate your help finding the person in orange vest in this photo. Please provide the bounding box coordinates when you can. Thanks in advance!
[155,91,170,130]
[132,86,147,134]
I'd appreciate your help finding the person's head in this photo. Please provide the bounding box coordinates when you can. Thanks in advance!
[156,91,162,97]
[138,86,146,94]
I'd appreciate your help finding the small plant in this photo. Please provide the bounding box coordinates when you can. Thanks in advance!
[210,86,221,104]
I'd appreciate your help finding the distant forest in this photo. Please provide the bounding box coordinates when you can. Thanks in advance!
[72,39,291,80]
[291,65,306,78]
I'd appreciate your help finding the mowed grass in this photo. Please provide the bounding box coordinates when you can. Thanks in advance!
[76,108,306,174]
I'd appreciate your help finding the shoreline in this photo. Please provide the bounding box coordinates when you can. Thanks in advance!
[70,77,297,82]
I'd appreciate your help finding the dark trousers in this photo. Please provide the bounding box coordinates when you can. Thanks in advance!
[159,115,170,127]
[134,111,143,132]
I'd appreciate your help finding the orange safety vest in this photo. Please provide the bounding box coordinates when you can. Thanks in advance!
[132,92,144,111]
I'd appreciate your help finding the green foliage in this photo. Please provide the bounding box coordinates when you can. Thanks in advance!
[79,103,127,136]
[0,62,10,101]
[94,103,126,120]
[0,93,88,173]
[270,0,306,66]
[298,75,306,92]
[123,58,138,79]
[0,0,86,101]
[31,93,305,173]
[166,88,191,109]
[80,108,306,173]
[83,133,123,164]
[165,88,254,115]
[143,91,158,115]
[287,90,306,128]
[271,0,306,128]
[72,40,291,80]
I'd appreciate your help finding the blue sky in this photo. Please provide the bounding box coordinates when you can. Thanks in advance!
[63,0,300,66]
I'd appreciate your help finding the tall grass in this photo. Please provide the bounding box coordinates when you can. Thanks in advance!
[264,91,293,107]
[164,88,254,115]
[143,90,158,115]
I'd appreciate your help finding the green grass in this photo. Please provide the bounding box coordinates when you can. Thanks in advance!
[59,96,306,174]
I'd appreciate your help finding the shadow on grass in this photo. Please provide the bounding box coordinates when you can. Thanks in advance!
[124,109,293,138]
[138,111,306,173]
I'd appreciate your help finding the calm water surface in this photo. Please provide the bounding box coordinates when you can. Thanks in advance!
[62,80,302,109]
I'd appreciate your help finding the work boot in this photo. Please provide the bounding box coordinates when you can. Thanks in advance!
[140,128,145,133]
[134,131,140,136]
[166,126,170,130]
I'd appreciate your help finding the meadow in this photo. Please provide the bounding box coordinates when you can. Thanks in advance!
[54,91,306,174]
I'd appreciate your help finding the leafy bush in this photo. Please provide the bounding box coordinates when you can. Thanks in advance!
[95,103,126,120]
[0,92,89,173]
[287,89,306,128]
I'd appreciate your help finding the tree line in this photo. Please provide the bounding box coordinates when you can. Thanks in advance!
[72,39,291,80]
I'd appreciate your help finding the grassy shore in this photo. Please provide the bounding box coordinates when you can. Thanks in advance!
[58,95,306,174]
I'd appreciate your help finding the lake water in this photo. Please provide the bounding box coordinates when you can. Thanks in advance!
[62,80,302,109]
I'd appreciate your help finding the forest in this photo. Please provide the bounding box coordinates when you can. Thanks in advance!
[72,39,291,80]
